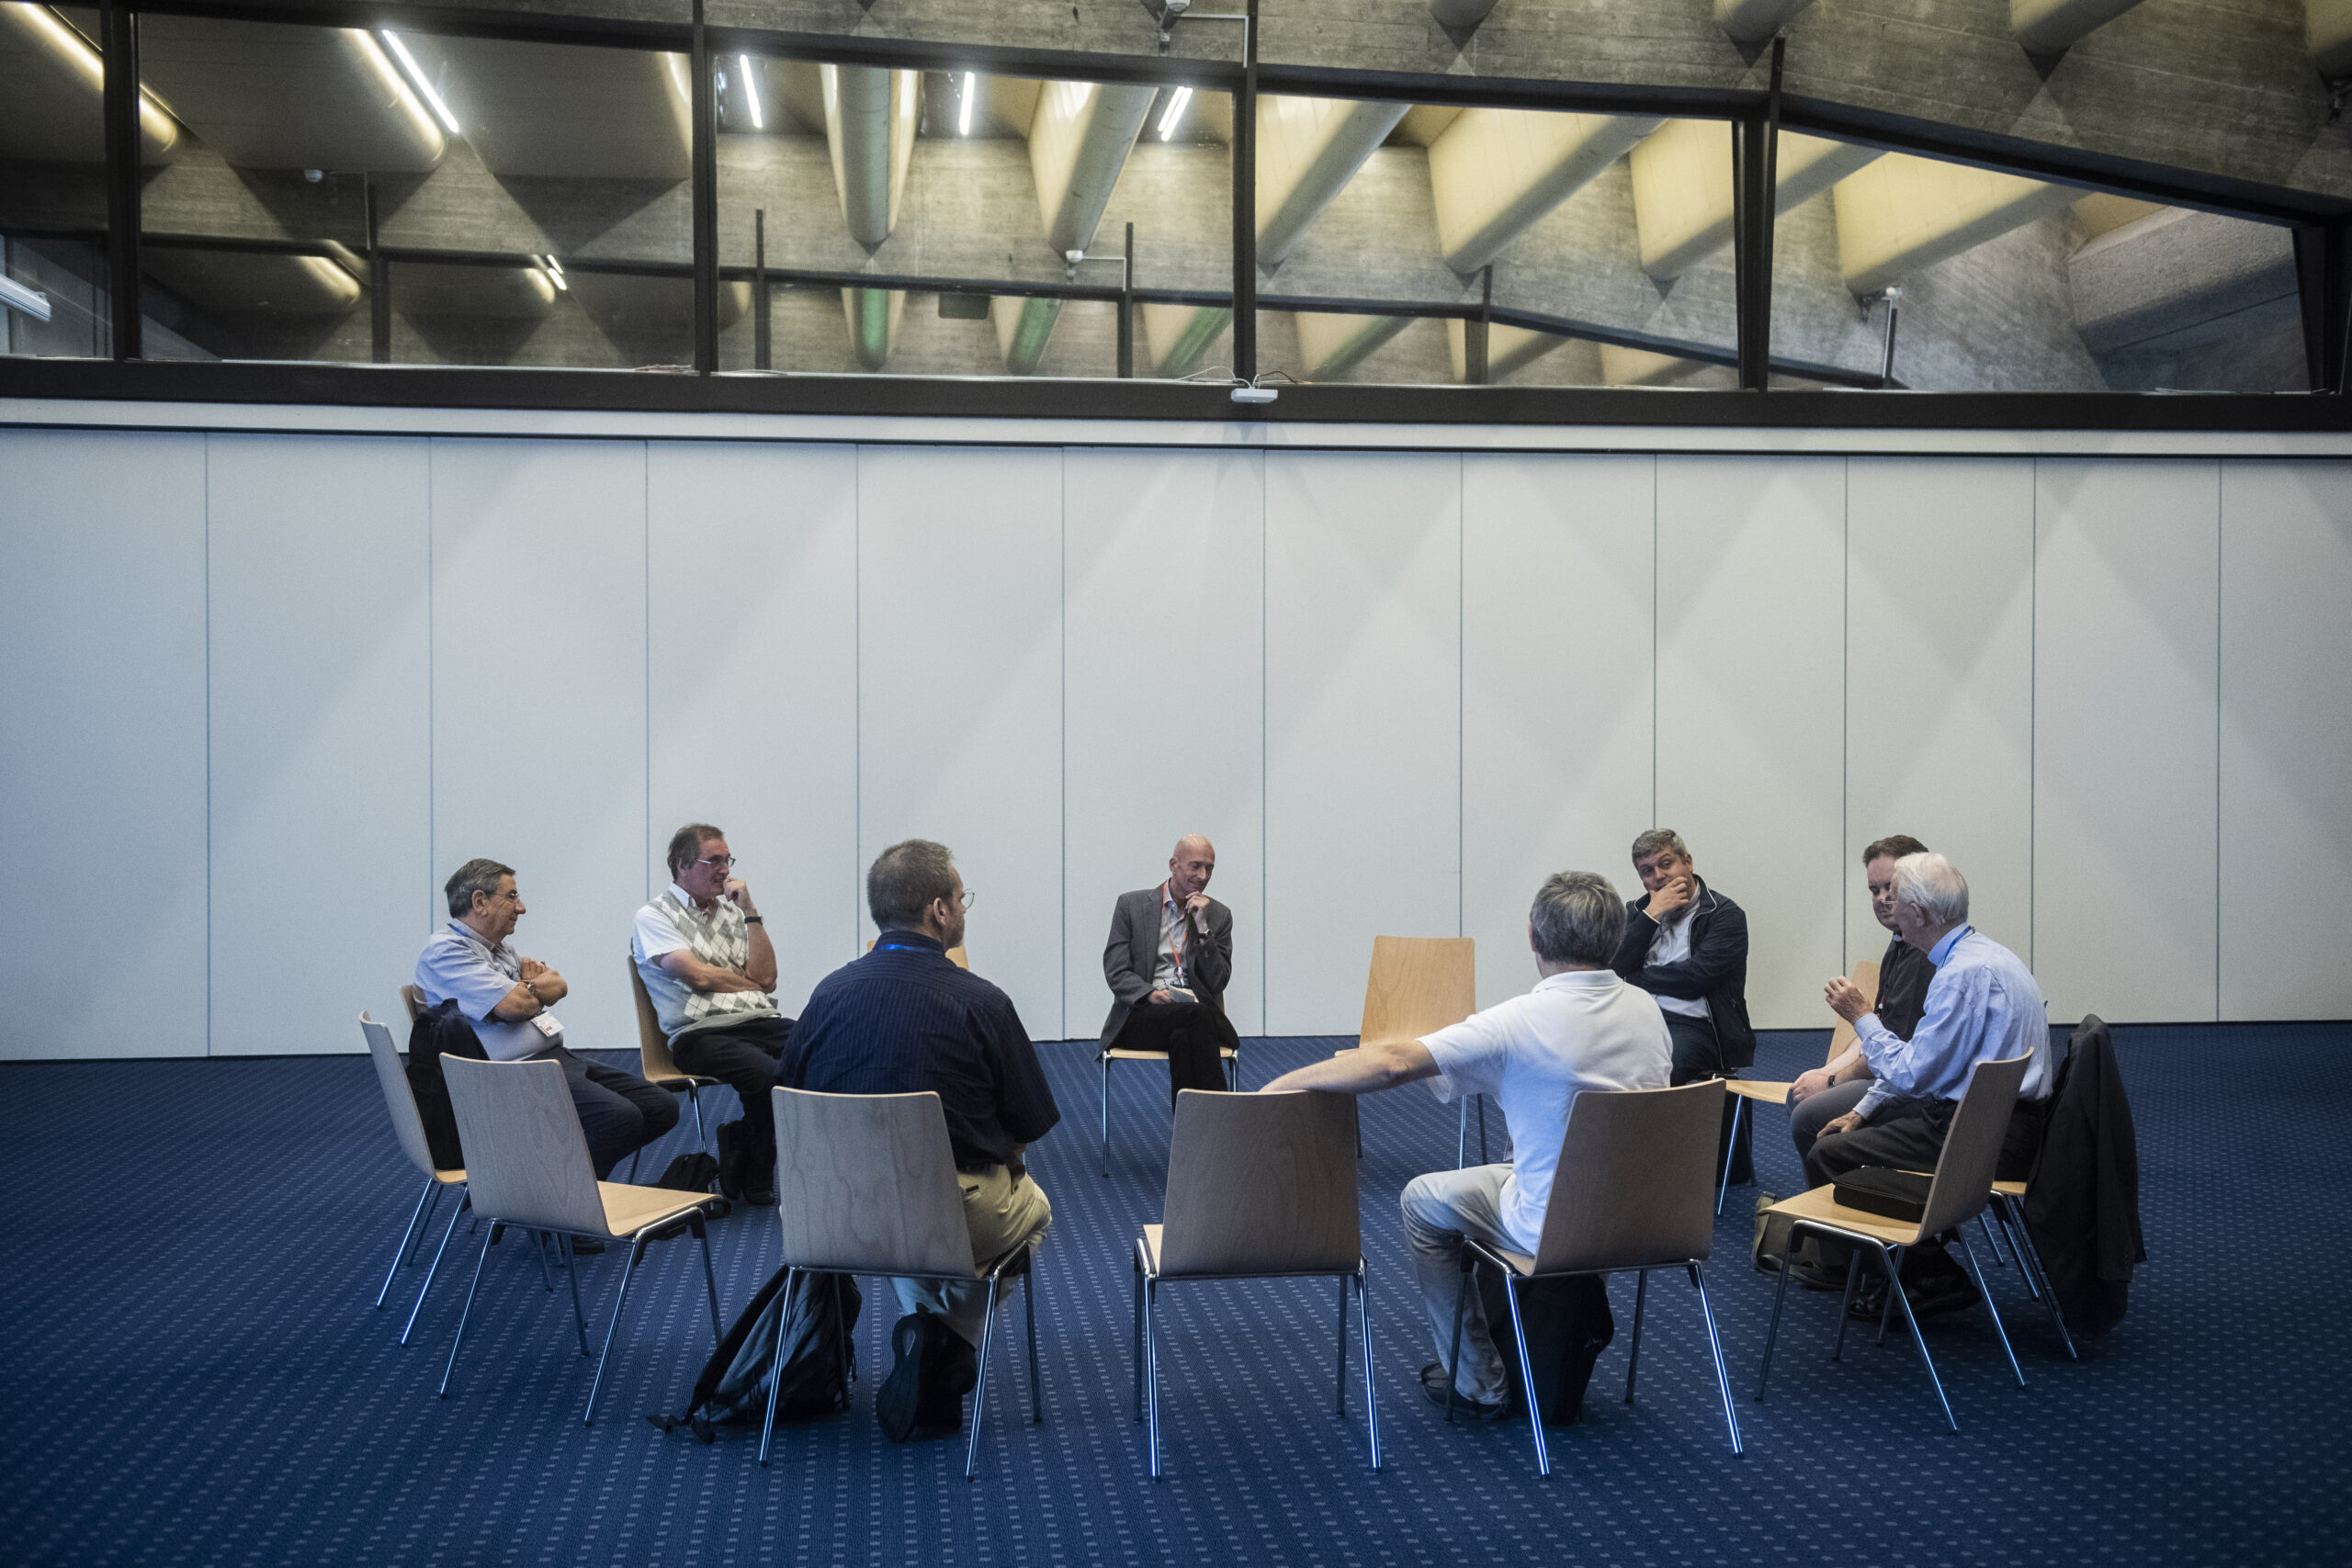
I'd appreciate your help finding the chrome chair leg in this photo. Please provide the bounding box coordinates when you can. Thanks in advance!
[1980,1212,2009,1269]
[1099,1055,1112,1177]
[1132,1256,1146,1423]
[378,1177,439,1308]
[1829,1248,1862,1363]
[1994,1197,2039,1299]
[1355,1268,1381,1471]
[2006,1198,2076,1359]
[1624,1269,1648,1403]
[758,1266,798,1467]
[693,1215,722,1346]
[1884,1242,1957,1432]
[1954,1229,2023,1387]
[1875,1243,1903,1346]
[1025,1261,1042,1424]
[1757,1247,1792,1402]
[964,1271,1001,1481]
[438,1225,499,1398]
[533,1230,554,1292]
[1334,1275,1349,1416]
[561,1235,590,1356]
[1499,1272,1550,1476]
[1691,1263,1741,1454]
[1143,1278,1163,1479]
[688,1085,707,1148]
[401,1191,471,1347]
[1715,1094,1746,1216]
[582,1235,648,1427]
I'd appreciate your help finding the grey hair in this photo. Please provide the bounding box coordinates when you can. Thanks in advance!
[1530,871,1627,967]
[1630,829,1688,864]
[444,858,514,919]
[1892,852,1970,927]
[666,822,725,877]
[867,839,956,931]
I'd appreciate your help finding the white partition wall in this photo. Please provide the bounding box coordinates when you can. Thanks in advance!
[1265,452,1463,1036]
[856,446,1067,1033]
[1656,457,1848,1029]
[1462,454,1656,1010]
[1061,448,1267,1039]
[208,434,433,1055]
[430,439,652,1055]
[2034,459,2222,1023]
[1844,458,2036,971]
[2220,462,2352,1021]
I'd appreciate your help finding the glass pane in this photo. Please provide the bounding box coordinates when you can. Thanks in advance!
[1249,99,1739,388]
[717,60,1230,378]
[1774,141,2306,393]
[0,4,124,357]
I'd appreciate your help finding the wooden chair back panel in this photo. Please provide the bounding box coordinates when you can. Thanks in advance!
[628,961,684,1080]
[1917,1054,2030,1237]
[400,985,426,1025]
[360,1012,439,1179]
[1159,1090,1360,1277]
[770,1088,974,1276]
[1532,1081,1724,1274]
[440,1055,609,1235]
[1824,956,1882,1065]
[1358,936,1476,1046]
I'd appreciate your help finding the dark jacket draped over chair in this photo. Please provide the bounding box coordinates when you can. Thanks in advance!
[2025,1014,2146,1337]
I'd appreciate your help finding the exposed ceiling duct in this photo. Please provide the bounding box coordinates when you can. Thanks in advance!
[1445,319,1566,381]
[1143,301,1229,377]
[825,64,919,249]
[2310,0,2352,78]
[135,17,443,172]
[406,36,690,180]
[1257,95,1410,266]
[1831,152,2079,294]
[1714,0,1815,47]
[842,285,905,368]
[0,5,178,162]
[2012,0,2147,53]
[1428,0,1502,30]
[394,262,557,319]
[1295,310,1408,378]
[991,294,1060,374]
[1428,107,1660,274]
[1030,79,1155,256]
[1629,119,1880,280]
[142,246,362,319]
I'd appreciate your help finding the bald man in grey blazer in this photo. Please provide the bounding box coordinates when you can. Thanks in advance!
[1102,835,1238,1105]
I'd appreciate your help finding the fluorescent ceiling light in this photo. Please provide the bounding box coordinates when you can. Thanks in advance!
[542,254,567,290]
[1158,85,1193,141]
[379,31,458,136]
[959,72,976,137]
[738,53,763,130]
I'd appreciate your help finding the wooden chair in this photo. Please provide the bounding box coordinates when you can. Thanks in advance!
[400,984,426,1024]
[1134,1089,1379,1478]
[1445,1080,1740,1474]
[1331,935,1477,1163]
[436,1055,725,1425]
[1755,1053,2030,1432]
[627,959,720,1167]
[1715,957,1880,1214]
[763,1086,1043,1479]
[360,1012,470,1344]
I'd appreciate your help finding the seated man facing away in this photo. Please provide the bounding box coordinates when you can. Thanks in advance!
[632,822,792,1205]
[415,859,679,1206]
[1260,872,1671,1419]
[1101,834,1238,1105]
[781,839,1060,1442]
[1811,850,2057,1316]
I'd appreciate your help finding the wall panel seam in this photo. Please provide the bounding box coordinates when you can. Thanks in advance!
[203,434,213,1058]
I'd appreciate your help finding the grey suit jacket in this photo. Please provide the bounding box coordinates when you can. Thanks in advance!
[1101,886,1234,1046]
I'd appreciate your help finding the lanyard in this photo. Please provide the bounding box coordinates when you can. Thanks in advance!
[1162,882,1190,975]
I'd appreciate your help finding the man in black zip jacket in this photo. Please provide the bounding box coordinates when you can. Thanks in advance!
[1611,829,1757,1183]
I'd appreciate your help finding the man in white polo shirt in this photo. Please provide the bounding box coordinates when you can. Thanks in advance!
[1259,871,1671,1416]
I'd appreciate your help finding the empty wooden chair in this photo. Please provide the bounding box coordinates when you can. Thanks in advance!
[1716,957,1880,1213]
[1134,1089,1378,1479]
[360,1011,469,1343]
[763,1086,1043,1479]
[627,959,720,1168]
[437,1055,725,1425]
[1444,1080,1740,1475]
[1334,935,1476,1163]
[1756,1054,2030,1432]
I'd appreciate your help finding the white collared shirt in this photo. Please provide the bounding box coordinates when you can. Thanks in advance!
[1645,908,1711,1020]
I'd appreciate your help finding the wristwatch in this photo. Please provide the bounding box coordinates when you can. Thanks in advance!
[745,915,764,925]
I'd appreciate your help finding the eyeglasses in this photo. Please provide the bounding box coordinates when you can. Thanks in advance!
[942,888,975,909]
[694,855,738,870]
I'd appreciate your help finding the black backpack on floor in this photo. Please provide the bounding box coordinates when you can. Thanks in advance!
[1476,1268,1616,1427]
[650,1265,862,1441]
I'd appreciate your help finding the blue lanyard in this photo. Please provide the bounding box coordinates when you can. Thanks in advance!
[876,942,932,953]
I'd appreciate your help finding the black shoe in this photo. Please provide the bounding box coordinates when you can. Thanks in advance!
[918,1330,978,1432]
[1419,1361,1510,1422]
[1848,1280,1891,1321]
[570,1235,605,1256]
[877,1312,931,1443]
[1786,1257,1849,1292]
[1908,1273,1980,1320]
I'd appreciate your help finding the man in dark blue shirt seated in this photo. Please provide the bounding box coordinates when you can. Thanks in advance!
[780,838,1060,1441]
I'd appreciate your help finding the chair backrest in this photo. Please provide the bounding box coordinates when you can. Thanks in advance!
[1530,1080,1724,1274]
[769,1087,975,1276]
[1824,956,1882,1066]
[1358,935,1476,1046]
[360,1011,443,1179]
[865,937,970,970]
[627,959,685,1080]
[400,985,426,1024]
[1159,1089,1361,1276]
[1915,1054,2030,1237]
[440,1055,610,1235]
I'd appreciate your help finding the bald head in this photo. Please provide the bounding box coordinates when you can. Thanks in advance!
[1169,836,1216,899]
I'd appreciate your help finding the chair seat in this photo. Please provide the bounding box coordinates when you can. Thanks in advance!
[1766,1182,1928,1249]
[1992,1179,2027,1197]
[436,1167,467,1184]
[1724,1077,1792,1103]
[645,1069,721,1089]
[593,1180,718,1240]
[1105,1046,1239,1062]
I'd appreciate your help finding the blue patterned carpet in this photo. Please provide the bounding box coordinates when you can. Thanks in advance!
[2,1024,2347,1566]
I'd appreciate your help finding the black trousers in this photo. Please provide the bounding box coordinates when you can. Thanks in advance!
[1803,1095,2049,1270]
[1109,999,1238,1109]
[1664,1012,1752,1187]
[673,1014,793,1172]
[537,1045,680,1179]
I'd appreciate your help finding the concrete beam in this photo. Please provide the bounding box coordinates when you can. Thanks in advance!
[417,37,687,180]
[1029,78,1155,255]
[1714,0,1816,48]
[2012,0,2148,53]
[2311,0,2352,79]
[1257,94,1409,266]
[1629,118,1880,280]
[1295,310,1409,378]
[138,17,442,173]
[824,63,918,249]
[1445,318,1566,381]
[1831,152,2080,295]
[2071,205,2297,355]
[991,293,1060,374]
[1142,300,1229,376]
[841,285,904,369]
[1429,107,1659,275]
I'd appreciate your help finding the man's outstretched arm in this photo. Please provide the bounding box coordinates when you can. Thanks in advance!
[1261,1039,1438,1095]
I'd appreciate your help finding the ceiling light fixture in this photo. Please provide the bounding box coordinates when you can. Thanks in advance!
[739,54,763,130]
[542,255,567,290]
[1158,85,1193,141]
[379,31,459,136]
[959,72,977,136]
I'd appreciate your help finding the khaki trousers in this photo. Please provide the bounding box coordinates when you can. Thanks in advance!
[892,1164,1053,1346]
